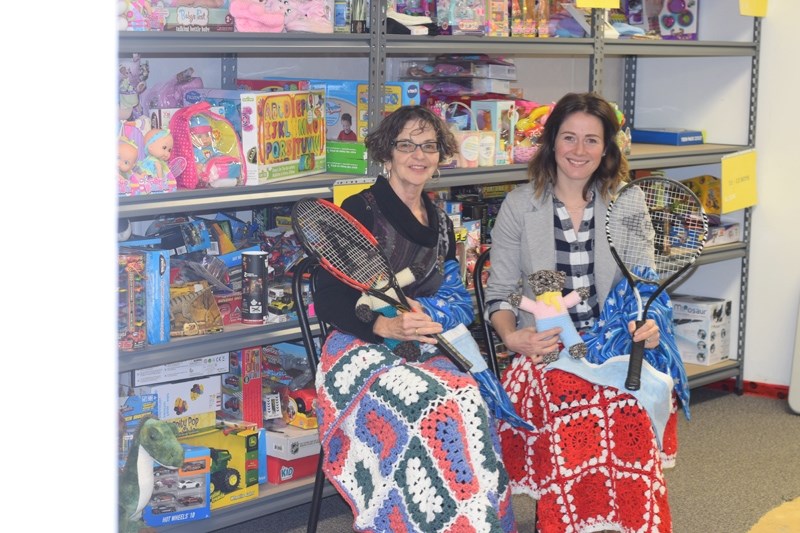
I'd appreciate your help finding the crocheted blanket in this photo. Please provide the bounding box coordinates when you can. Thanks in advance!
[499,357,674,533]
[315,331,517,533]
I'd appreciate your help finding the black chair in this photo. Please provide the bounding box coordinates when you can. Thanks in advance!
[292,256,330,533]
[472,247,539,532]
[473,248,503,379]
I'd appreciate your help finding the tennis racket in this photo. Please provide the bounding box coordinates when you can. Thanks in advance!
[291,197,473,372]
[605,177,708,390]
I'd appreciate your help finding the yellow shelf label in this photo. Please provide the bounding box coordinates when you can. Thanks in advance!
[740,0,768,17]
[576,0,620,8]
[721,149,758,213]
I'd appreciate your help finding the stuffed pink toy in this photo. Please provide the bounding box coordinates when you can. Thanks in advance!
[284,0,333,33]
[230,0,285,32]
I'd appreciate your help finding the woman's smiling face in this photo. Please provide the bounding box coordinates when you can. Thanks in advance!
[554,111,605,185]
[385,119,440,187]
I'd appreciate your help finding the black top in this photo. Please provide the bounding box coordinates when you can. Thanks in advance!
[313,177,456,342]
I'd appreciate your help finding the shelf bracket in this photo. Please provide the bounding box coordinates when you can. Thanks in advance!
[589,9,605,94]
[367,0,387,176]
[221,54,237,90]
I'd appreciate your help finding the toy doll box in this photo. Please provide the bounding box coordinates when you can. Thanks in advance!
[470,100,517,166]
[143,444,212,527]
[179,425,260,510]
[164,6,235,32]
[239,90,327,185]
[672,294,732,366]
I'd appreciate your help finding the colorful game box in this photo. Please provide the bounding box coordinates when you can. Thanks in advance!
[121,247,171,346]
[118,250,147,352]
[220,346,264,427]
[239,89,327,185]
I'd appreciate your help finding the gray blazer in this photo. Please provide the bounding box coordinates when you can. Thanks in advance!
[484,182,621,330]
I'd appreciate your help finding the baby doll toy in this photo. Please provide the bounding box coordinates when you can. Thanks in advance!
[134,128,181,194]
[229,0,286,32]
[509,270,590,363]
[118,137,142,195]
[189,115,241,188]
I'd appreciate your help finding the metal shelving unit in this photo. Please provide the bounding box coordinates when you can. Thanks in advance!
[118,6,760,529]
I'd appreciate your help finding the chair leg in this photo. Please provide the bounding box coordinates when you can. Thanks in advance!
[306,453,326,533]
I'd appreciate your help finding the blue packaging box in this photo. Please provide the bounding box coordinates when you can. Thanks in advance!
[120,247,170,346]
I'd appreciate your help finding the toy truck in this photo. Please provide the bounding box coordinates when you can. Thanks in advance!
[209,448,241,494]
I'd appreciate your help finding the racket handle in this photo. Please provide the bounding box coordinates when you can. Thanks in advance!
[625,319,646,391]
[434,333,473,373]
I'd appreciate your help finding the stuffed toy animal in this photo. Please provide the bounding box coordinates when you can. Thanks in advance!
[119,416,185,533]
[119,54,150,121]
[284,0,334,33]
[509,270,590,363]
[355,266,421,360]
[230,0,286,32]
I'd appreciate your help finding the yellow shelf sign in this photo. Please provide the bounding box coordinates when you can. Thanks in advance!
[576,0,620,8]
[721,149,758,213]
[333,177,375,206]
[740,0,768,17]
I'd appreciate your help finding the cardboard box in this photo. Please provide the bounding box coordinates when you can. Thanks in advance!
[220,346,264,427]
[121,247,171,346]
[136,376,222,426]
[118,250,147,352]
[681,175,723,215]
[163,6,234,32]
[143,444,212,527]
[179,425,260,509]
[118,394,158,467]
[239,89,327,185]
[630,128,704,146]
[265,424,321,460]
[706,221,742,247]
[471,100,517,165]
[267,453,318,485]
[214,291,243,325]
[131,354,230,386]
[672,294,732,366]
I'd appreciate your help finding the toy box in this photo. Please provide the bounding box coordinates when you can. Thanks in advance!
[657,0,698,40]
[179,424,260,509]
[147,218,212,256]
[261,342,318,428]
[239,89,327,185]
[130,353,230,387]
[265,425,321,485]
[214,291,243,325]
[672,294,732,366]
[132,376,222,434]
[118,251,147,352]
[706,221,742,248]
[164,5,235,32]
[122,247,171,346]
[470,100,517,166]
[308,79,420,142]
[235,78,311,92]
[169,282,224,338]
[220,346,264,427]
[630,127,704,146]
[150,105,226,131]
[143,444,212,527]
[183,89,247,136]
[681,174,723,215]
[118,394,158,467]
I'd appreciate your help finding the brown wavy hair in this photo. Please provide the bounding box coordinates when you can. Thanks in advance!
[528,92,629,202]
[364,105,458,164]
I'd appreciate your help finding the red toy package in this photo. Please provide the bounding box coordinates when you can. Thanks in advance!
[169,101,246,190]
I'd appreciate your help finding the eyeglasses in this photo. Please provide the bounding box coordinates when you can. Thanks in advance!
[392,140,440,154]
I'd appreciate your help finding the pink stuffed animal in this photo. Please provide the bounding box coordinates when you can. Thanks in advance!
[284,0,333,33]
[230,0,285,32]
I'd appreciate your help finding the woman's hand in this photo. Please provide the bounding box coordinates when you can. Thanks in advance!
[502,326,562,363]
[372,299,443,344]
[629,319,660,349]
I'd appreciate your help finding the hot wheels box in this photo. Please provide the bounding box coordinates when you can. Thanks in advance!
[179,425,260,510]
[118,251,147,352]
[121,247,171,346]
[143,444,212,527]
[672,294,732,366]
[240,90,327,185]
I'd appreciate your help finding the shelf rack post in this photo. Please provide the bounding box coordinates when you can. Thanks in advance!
[589,8,605,94]
[367,0,388,176]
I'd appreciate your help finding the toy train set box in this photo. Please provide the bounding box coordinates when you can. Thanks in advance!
[672,294,732,366]
[143,444,212,527]
[179,424,260,510]
[239,89,327,185]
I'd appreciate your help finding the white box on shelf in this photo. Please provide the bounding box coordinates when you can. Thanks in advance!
[672,294,732,366]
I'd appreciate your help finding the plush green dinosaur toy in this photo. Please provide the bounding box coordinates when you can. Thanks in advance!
[119,415,185,533]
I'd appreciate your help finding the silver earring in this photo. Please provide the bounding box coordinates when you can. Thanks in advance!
[383,164,391,179]
[431,167,441,183]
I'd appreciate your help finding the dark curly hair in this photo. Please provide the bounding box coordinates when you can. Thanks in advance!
[364,105,458,164]
[528,92,629,202]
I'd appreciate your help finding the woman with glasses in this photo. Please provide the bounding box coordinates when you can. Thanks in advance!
[312,105,518,533]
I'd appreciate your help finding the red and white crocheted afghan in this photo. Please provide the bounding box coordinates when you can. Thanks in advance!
[499,355,674,533]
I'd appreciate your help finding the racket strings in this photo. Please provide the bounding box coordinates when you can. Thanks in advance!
[607,178,707,282]
[294,199,392,288]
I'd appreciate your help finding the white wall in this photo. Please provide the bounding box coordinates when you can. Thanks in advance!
[746,2,800,386]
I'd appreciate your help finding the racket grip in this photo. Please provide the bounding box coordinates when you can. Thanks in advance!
[434,333,473,373]
[625,319,646,391]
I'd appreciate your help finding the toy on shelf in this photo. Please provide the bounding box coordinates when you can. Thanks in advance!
[285,0,334,33]
[118,416,184,533]
[119,54,149,121]
[512,100,551,163]
[143,67,204,116]
[134,129,182,194]
[170,101,246,189]
[509,270,590,364]
[118,137,141,195]
[230,0,286,32]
